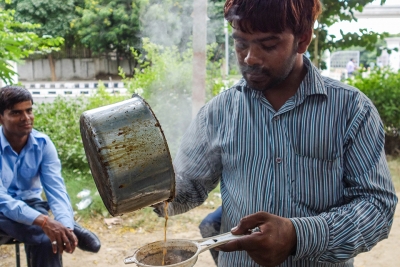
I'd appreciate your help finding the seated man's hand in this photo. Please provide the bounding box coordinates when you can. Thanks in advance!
[216,212,297,267]
[34,215,78,254]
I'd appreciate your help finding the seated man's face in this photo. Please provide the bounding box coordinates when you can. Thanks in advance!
[0,101,34,139]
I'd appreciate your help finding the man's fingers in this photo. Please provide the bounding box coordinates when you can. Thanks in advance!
[67,229,78,246]
[56,236,64,254]
[51,240,58,254]
[66,230,77,253]
[63,237,72,253]
[232,212,269,235]
[217,234,255,252]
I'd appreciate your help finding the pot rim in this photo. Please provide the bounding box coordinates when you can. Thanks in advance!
[127,239,202,267]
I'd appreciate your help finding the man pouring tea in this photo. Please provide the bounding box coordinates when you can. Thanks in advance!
[153,0,398,266]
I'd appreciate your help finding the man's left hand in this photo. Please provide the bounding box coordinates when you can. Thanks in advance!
[216,212,297,267]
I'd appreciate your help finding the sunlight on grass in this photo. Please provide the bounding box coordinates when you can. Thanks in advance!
[387,156,400,192]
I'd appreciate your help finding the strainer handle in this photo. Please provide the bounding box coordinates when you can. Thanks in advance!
[198,232,243,253]
[124,255,136,264]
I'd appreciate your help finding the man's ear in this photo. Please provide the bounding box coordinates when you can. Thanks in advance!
[296,29,313,54]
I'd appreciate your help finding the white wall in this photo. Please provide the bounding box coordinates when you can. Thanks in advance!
[17,58,133,81]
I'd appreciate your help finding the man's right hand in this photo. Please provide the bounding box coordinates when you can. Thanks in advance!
[216,212,297,267]
[34,214,78,254]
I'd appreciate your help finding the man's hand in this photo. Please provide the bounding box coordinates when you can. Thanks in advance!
[216,212,297,267]
[34,215,78,254]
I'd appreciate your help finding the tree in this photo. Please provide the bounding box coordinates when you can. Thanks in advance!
[0,7,63,85]
[5,0,78,81]
[309,0,390,68]
[73,0,146,75]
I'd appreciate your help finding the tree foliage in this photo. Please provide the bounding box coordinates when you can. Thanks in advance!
[7,0,77,37]
[0,6,63,84]
[73,0,144,58]
[310,0,390,68]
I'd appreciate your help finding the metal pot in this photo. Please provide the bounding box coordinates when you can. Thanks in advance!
[124,232,242,267]
[80,94,175,216]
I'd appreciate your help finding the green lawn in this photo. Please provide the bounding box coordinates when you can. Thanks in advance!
[387,156,400,191]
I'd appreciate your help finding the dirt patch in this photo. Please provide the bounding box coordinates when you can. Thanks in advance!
[1,202,399,267]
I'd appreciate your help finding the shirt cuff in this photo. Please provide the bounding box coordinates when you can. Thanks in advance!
[25,209,42,225]
[289,216,329,261]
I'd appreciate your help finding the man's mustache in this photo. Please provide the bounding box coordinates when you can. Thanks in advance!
[239,65,270,76]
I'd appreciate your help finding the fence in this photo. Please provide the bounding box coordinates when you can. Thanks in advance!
[21,81,128,99]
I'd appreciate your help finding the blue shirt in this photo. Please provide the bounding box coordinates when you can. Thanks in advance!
[167,57,398,266]
[0,127,74,229]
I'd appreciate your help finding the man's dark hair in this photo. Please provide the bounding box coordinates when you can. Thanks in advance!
[0,86,33,115]
[224,0,322,36]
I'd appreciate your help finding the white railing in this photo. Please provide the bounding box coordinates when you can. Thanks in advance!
[21,81,128,98]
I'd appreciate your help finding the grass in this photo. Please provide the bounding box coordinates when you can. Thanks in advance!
[63,156,400,228]
[62,167,222,231]
[387,156,400,191]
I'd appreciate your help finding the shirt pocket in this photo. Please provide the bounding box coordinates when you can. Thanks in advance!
[290,153,344,214]
[18,167,39,190]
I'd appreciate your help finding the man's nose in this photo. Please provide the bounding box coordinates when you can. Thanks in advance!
[21,112,31,121]
[244,45,263,66]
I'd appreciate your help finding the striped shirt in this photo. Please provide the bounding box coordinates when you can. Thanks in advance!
[167,57,398,266]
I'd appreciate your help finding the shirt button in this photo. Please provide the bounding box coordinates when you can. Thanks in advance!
[274,116,280,121]
[276,157,282,163]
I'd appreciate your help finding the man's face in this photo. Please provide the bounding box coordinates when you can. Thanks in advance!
[0,101,34,139]
[233,28,299,91]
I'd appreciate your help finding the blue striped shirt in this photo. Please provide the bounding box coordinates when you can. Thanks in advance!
[168,57,398,266]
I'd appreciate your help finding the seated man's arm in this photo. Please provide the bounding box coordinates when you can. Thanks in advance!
[0,178,42,225]
[39,137,75,229]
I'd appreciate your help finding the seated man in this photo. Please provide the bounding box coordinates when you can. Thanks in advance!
[0,86,101,267]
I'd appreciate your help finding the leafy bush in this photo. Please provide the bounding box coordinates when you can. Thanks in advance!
[34,84,128,172]
[347,67,400,132]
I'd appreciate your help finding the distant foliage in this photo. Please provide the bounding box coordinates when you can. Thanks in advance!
[34,84,128,172]
[0,7,63,84]
[348,68,400,132]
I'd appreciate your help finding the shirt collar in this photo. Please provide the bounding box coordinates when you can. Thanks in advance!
[0,126,38,155]
[0,127,11,154]
[296,55,327,100]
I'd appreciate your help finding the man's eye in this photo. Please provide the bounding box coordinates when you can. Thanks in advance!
[262,44,277,51]
[235,41,247,50]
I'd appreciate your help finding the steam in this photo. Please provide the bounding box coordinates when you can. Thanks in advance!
[140,2,192,50]
[137,0,223,157]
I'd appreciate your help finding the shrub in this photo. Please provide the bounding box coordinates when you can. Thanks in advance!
[348,67,400,132]
[34,84,128,172]
[347,68,400,155]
